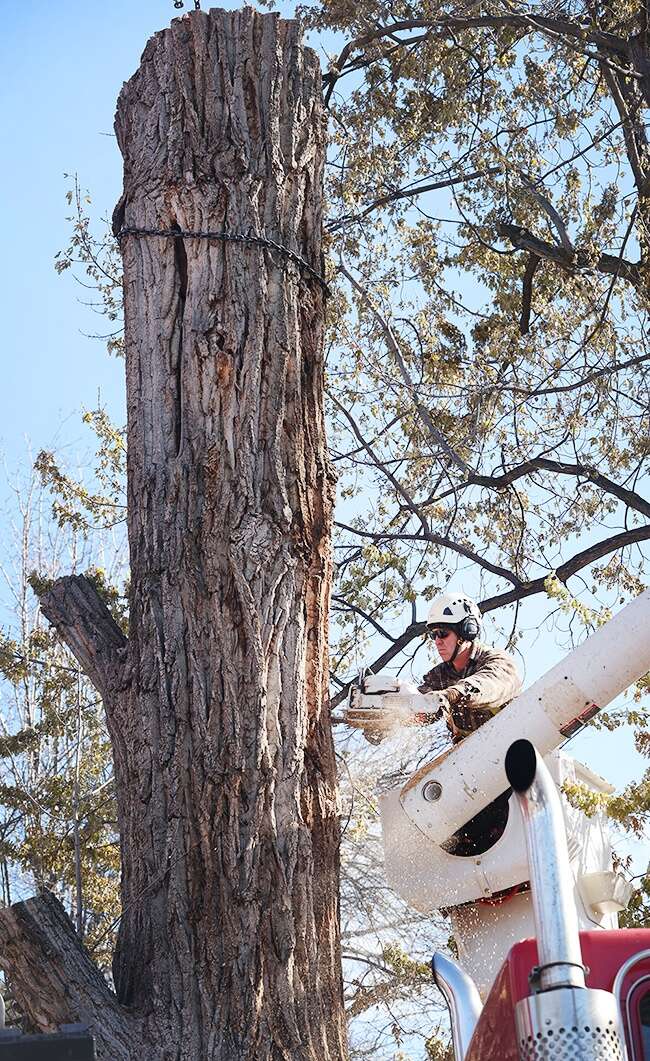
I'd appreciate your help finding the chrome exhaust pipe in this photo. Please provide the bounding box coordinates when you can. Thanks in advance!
[431,952,482,1061]
[505,739,628,1060]
[505,738,585,991]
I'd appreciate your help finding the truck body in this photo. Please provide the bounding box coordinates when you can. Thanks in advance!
[431,741,650,1060]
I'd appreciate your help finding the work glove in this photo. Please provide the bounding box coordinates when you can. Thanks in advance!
[344,674,449,743]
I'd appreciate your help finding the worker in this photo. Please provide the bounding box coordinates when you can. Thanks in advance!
[344,592,522,744]
[344,592,523,854]
[419,593,522,742]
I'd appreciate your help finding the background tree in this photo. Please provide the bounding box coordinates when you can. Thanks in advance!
[337,741,452,1059]
[306,0,650,703]
[313,2,650,1049]
[0,460,125,1013]
[0,466,125,926]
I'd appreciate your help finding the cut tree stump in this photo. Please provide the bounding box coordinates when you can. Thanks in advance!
[1,9,345,1060]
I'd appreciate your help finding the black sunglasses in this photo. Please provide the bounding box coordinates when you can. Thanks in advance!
[428,628,454,641]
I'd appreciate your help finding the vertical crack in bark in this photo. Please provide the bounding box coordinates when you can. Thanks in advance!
[106,11,343,1057]
[172,223,188,457]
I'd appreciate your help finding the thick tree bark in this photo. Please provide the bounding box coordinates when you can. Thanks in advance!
[1,9,345,1060]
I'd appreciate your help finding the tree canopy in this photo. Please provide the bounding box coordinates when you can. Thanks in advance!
[311,0,650,696]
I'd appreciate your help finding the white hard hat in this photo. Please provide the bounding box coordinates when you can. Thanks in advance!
[426,593,482,639]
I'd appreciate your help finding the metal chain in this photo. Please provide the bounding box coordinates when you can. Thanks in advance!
[117,226,328,292]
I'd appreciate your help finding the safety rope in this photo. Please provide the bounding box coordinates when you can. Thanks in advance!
[117,226,329,293]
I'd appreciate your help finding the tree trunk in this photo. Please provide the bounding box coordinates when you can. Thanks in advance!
[1,9,345,1060]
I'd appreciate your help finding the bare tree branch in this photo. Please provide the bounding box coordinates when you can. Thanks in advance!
[327,167,501,232]
[518,174,574,253]
[496,220,642,287]
[599,61,650,192]
[481,524,650,608]
[339,263,472,473]
[330,393,432,531]
[464,458,650,519]
[332,595,397,643]
[495,351,650,397]
[335,520,523,587]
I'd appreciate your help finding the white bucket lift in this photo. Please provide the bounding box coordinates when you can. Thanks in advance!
[381,750,617,913]
[380,749,631,995]
[377,589,650,995]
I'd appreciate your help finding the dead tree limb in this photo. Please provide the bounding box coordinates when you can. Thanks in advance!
[520,252,540,334]
[0,892,140,1058]
[38,574,128,703]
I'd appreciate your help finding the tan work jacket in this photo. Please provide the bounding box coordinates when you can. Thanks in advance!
[420,641,522,739]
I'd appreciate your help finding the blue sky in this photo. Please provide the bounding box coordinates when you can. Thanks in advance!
[0,2,646,845]
[1,0,337,460]
[2,2,162,461]
[1,2,252,464]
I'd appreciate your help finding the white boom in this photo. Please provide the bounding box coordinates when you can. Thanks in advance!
[398,587,650,847]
